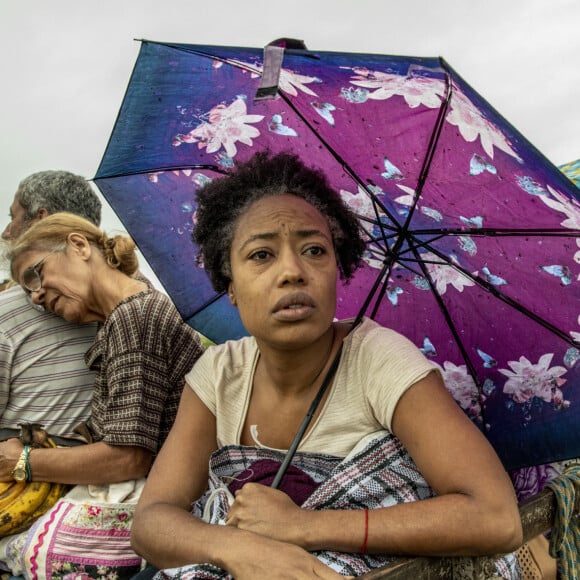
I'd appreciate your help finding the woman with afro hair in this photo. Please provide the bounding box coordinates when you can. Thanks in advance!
[131,151,522,580]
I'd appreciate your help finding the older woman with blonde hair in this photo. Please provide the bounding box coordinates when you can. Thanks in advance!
[0,212,204,579]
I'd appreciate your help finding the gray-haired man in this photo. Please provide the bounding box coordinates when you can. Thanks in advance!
[0,171,101,439]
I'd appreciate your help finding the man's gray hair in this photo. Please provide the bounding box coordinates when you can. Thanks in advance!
[17,170,101,226]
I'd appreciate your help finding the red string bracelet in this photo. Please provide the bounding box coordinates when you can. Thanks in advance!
[361,508,369,554]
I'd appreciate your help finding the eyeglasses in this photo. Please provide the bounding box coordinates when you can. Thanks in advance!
[21,250,58,293]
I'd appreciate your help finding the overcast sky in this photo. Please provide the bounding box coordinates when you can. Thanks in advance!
[1,0,578,283]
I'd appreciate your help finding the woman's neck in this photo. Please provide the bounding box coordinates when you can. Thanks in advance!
[88,270,149,320]
[255,324,339,397]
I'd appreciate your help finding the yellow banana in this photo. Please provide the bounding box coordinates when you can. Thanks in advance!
[0,481,26,510]
[0,481,51,537]
[30,482,68,521]
[9,482,69,535]
[0,434,71,536]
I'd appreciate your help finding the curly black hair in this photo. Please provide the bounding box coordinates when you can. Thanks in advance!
[192,151,366,294]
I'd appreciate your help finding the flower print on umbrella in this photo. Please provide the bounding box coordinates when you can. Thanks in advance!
[173,97,264,158]
[499,353,568,407]
[381,157,404,181]
[539,185,580,230]
[340,185,377,219]
[457,235,478,256]
[348,67,446,109]
[420,206,443,222]
[420,251,476,295]
[440,361,482,421]
[516,175,547,196]
[564,316,580,348]
[469,154,497,176]
[394,185,418,210]
[268,113,299,136]
[537,185,580,288]
[237,60,321,97]
[391,184,443,223]
[279,70,321,96]
[446,89,521,161]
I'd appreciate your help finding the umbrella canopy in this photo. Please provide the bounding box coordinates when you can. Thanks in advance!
[95,39,580,472]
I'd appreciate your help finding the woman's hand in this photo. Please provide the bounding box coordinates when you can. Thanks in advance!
[227,534,351,580]
[0,438,23,482]
[226,483,311,546]
[225,485,358,578]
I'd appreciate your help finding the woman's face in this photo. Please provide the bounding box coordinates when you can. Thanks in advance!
[228,194,338,350]
[13,245,94,323]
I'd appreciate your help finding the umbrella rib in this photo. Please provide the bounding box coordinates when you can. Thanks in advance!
[413,242,579,347]
[137,39,267,76]
[272,92,404,230]
[359,210,403,262]
[408,244,482,392]
[400,60,453,233]
[369,263,395,320]
[353,262,391,327]
[94,164,230,180]
[384,259,431,279]
[397,228,580,277]
[393,233,449,260]
[364,233,398,258]
[408,227,580,237]
[357,214,399,233]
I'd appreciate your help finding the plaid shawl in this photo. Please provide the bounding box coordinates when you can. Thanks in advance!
[155,431,519,579]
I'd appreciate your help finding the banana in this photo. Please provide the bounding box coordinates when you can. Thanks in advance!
[9,482,69,535]
[34,482,68,516]
[0,434,71,536]
[0,481,51,537]
[0,481,26,510]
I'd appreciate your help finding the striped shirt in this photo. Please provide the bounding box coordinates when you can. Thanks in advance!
[86,289,204,453]
[0,285,97,436]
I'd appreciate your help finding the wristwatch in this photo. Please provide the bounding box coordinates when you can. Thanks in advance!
[12,446,29,482]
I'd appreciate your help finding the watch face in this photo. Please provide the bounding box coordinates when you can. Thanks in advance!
[13,467,27,481]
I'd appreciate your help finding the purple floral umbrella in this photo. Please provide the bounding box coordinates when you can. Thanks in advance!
[94,39,580,473]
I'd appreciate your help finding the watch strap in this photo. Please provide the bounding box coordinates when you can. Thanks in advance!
[12,445,31,482]
[24,445,32,482]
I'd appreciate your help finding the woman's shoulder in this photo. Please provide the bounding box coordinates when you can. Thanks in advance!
[198,334,257,364]
[186,335,257,383]
[345,317,413,348]
[341,317,432,371]
[111,288,176,319]
[102,289,183,339]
